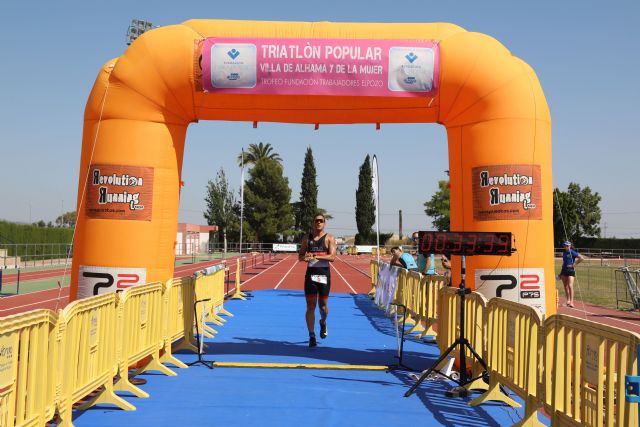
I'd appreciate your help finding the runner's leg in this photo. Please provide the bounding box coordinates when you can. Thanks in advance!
[306,295,317,334]
[561,275,570,305]
[318,297,328,324]
[567,275,574,306]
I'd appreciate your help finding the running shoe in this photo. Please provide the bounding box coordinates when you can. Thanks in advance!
[309,334,317,347]
[320,321,328,339]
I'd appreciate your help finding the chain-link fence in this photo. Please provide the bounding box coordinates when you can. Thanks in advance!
[555,247,640,267]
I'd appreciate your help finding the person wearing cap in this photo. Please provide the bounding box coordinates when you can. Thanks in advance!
[559,241,584,308]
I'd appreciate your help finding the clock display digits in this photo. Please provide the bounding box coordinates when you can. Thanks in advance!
[465,234,477,254]
[497,234,510,254]
[420,232,433,253]
[482,235,495,253]
[418,231,512,256]
[452,233,462,253]
[435,233,446,252]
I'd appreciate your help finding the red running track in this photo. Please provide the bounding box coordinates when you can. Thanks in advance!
[227,254,372,295]
[557,297,640,335]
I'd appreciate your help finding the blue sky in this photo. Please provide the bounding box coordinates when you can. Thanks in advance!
[1,0,638,238]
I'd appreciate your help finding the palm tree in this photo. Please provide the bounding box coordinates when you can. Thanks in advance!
[237,142,282,167]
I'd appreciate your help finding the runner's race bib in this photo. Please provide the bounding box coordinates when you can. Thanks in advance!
[311,275,328,285]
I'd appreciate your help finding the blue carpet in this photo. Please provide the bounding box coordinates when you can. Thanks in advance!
[71,290,549,426]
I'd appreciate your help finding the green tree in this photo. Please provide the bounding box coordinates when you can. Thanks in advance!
[296,147,318,235]
[553,189,579,246]
[204,168,239,253]
[237,142,282,167]
[55,211,76,228]
[424,180,450,231]
[553,183,601,246]
[355,155,375,244]
[568,182,602,238]
[244,158,294,242]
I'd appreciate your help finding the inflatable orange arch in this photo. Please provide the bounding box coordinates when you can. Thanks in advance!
[71,19,554,315]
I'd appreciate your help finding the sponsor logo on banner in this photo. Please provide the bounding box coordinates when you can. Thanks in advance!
[356,245,375,254]
[472,164,542,221]
[388,47,435,92]
[86,164,154,221]
[200,37,439,97]
[210,43,257,89]
[474,268,546,314]
[273,243,298,252]
[78,265,146,299]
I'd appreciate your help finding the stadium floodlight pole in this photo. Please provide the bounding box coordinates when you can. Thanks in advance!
[239,148,245,254]
[372,155,380,264]
[126,19,156,46]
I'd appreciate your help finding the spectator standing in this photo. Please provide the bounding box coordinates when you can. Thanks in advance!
[559,241,584,308]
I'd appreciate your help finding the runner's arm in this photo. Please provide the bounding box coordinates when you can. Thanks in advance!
[299,236,309,262]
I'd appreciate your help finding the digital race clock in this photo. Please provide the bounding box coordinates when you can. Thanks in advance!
[418,231,513,256]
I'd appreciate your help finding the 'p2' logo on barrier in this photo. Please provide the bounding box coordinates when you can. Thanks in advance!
[78,266,146,299]
[475,268,545,314]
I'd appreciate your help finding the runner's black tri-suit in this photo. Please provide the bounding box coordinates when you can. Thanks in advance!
[305,233,331,298]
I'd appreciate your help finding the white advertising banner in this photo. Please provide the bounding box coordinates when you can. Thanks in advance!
[273,243,298,252]
[474,268,546,315]
[356,245,375,254]
[77,265,146,299]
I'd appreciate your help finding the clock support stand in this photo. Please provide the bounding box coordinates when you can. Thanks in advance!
[404,255,488,398]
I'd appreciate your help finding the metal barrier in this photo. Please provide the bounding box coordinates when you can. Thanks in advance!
[58,293,133,426]
[231,258,247,300]
[372,261,445,340]
[194,266,230,338]
[114,282,175,399]
[392,268,407,319]
[437,287,488,389]
[403,271,424,333]
[542,314,640,427]
[0,309,58,427]
[417,275,446,340]
[469,298,542,425]
[211,269,233,318]
[161,276,198,367]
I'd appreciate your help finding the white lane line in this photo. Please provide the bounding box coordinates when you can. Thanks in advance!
[274,256,299,289]
[227,254,290,293]
[331,263,357,294]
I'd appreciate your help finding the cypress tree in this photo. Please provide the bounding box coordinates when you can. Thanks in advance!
[355,155,375,244]
[298,147,318,234]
